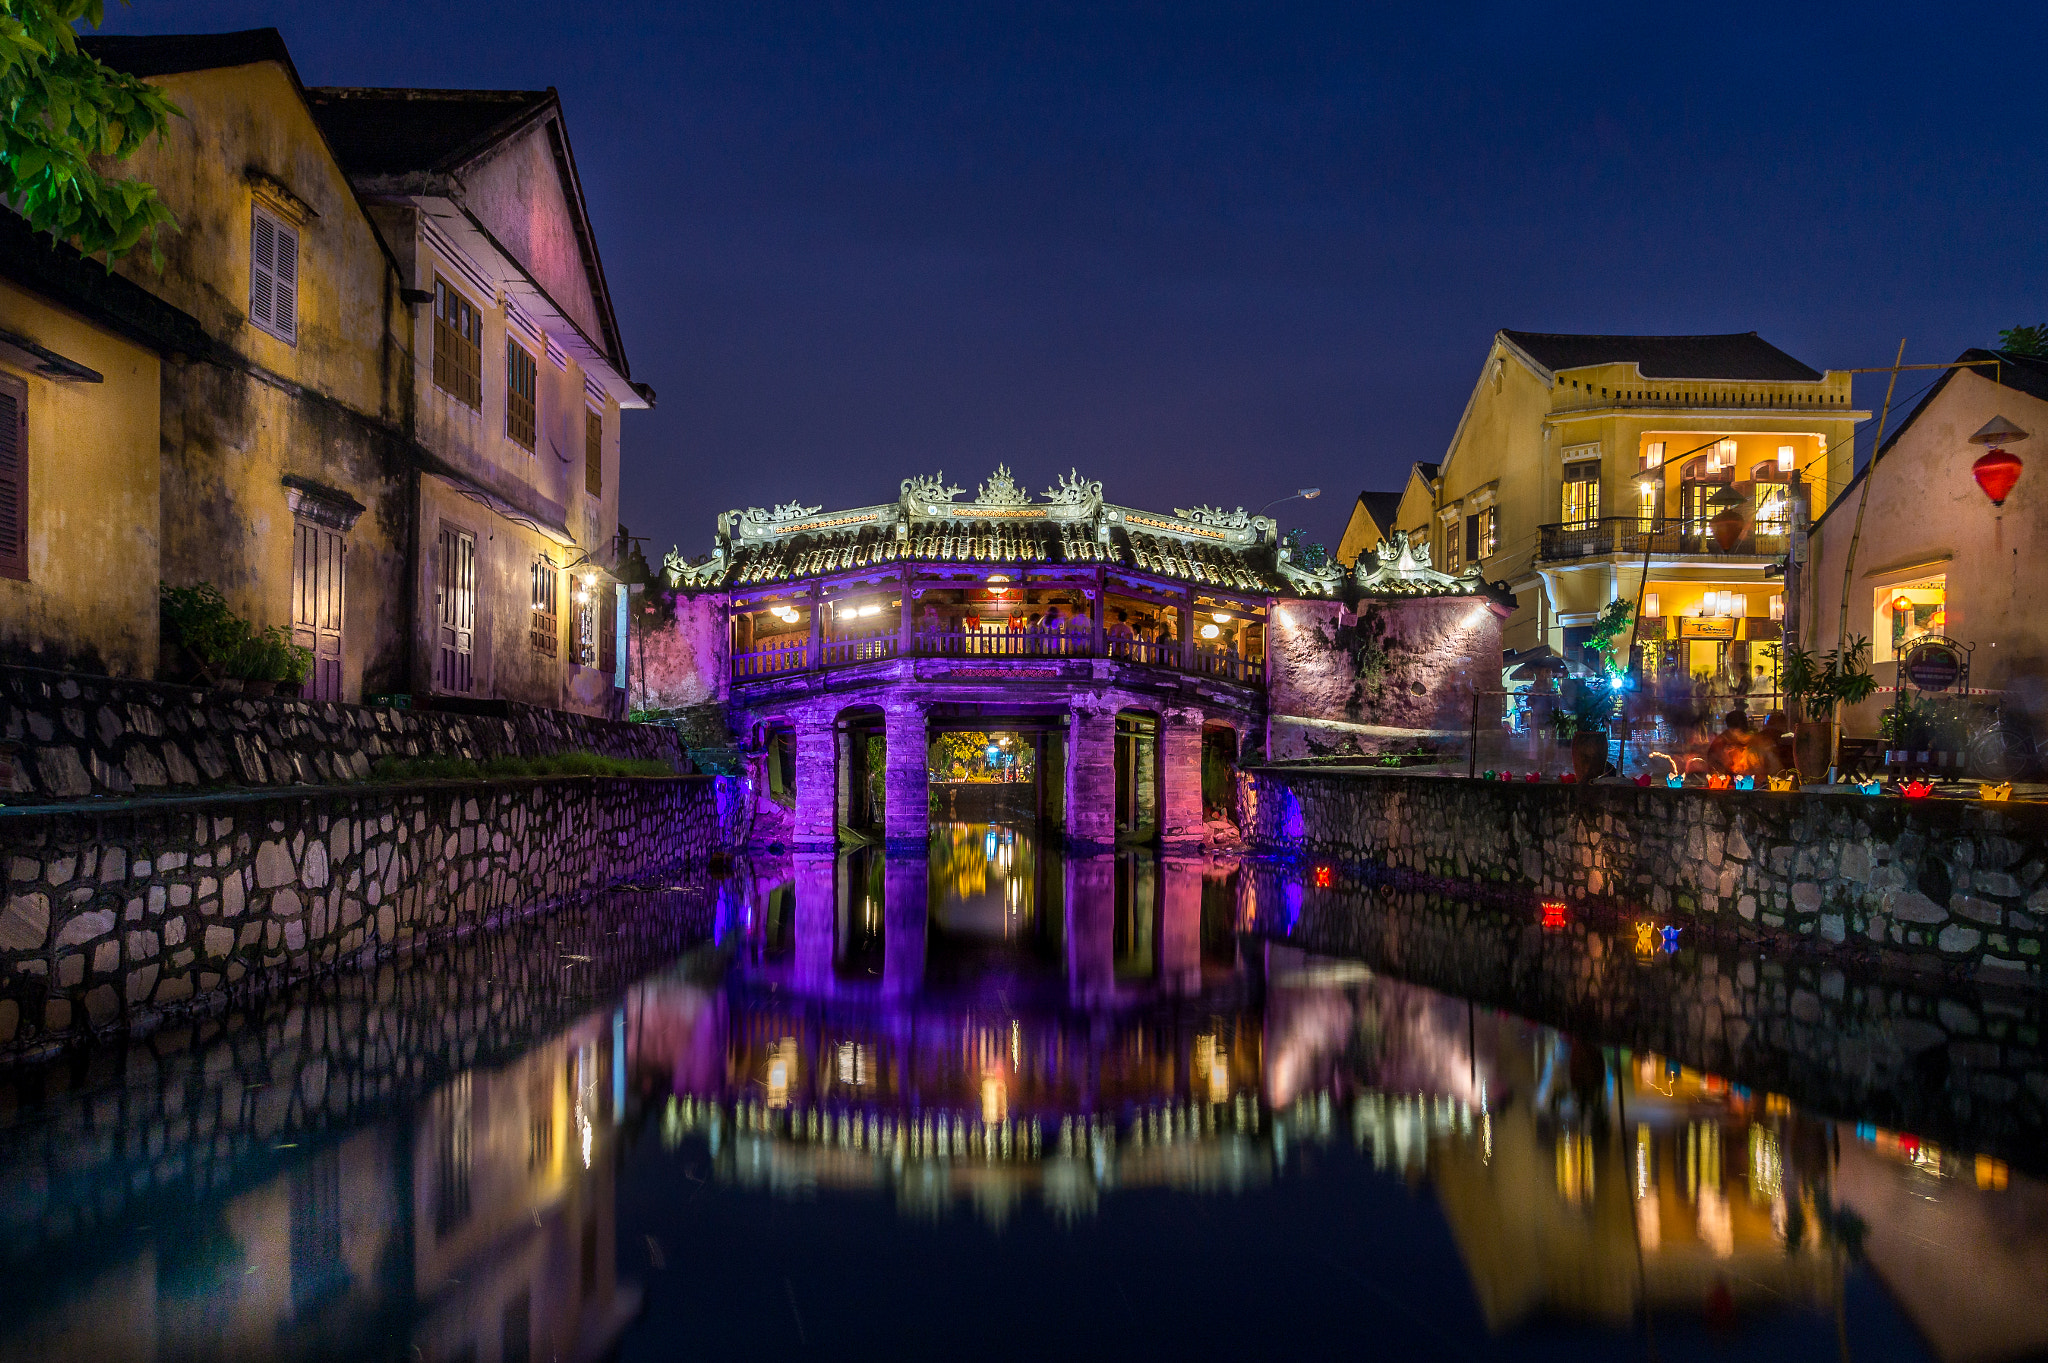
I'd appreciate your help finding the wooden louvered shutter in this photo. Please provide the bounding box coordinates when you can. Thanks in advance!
[0,373,24,580]
[250,208,298,343]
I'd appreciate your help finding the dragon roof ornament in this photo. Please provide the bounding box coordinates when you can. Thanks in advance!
[1354,528,1488,597]
[1174,504,1251,530]
[1044,468,1103,508]
[901,472,964,506]
[974,464,1032,506]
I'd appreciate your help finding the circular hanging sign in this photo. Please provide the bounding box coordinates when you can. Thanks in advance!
[1902,639,1963,692]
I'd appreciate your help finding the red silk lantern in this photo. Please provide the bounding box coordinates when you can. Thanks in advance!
[1973,446,2023,506]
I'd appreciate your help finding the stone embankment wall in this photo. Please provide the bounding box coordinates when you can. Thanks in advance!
[1241,768,2047,986]
[0,774,739,1057]
[1239,865,2045,1174]
[0,664,688,803]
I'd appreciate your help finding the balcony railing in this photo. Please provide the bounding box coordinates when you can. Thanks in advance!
[731,627,1263,686]
[1538,517,1793,562]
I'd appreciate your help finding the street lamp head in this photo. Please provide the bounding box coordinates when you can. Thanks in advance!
[1300,487,1322,500]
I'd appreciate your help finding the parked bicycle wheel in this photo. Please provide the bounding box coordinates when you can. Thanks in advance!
[1967,723,2034,781]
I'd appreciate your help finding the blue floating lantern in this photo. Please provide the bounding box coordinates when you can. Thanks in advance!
[1665,775,1684,789]
[1734,775,1755,790]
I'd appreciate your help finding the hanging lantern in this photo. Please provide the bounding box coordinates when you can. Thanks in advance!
[1969,416,2029,506]
[1707,484,1746,552]
[1892,593,1913,614]
[1972,447,2023,506]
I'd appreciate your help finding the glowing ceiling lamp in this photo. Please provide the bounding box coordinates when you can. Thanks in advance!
[1200,623,1221,639]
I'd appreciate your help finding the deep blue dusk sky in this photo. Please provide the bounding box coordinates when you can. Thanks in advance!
[100,1,2048,561]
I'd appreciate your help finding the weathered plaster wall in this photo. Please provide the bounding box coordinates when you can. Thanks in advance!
[1266,596,1506,760]
[637,592,730,711]
[110,60,416,702]
[1241,768,2045,984]
[0,774,734,1055]
[1809,365,2048,725]
[0,664,683,802]
[0,282,162,678]
[459,119,609,348]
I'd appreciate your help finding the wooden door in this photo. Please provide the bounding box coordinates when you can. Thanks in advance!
[436,524,475,693]
[290,519,346,701]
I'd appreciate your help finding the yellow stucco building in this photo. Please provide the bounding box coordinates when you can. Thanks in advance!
[68,29,651,717]
[1426,331,1866,686]
[0,214,210,677]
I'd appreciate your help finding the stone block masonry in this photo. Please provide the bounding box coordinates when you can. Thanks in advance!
[0,775,736,1057]
[1241,768,2048,986]
[0,663,687,803]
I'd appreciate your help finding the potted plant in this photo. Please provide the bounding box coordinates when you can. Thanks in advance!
[1562,684,1617,782]
[160,583,251,688]
[1781,636,1878,777]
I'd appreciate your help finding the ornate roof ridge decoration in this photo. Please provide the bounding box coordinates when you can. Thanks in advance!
[1044,468,1103,508]
[975,464,1032,506]
[665,543,727,589]
[1353,528,1499,599]
[901,472,964,506]
[1174,504,1251,530]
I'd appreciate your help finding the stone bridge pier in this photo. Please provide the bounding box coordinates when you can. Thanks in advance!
[757,686,1245,856]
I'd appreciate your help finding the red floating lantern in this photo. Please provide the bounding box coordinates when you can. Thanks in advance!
[1972,446,2023,506]
[1901,778,1935,799]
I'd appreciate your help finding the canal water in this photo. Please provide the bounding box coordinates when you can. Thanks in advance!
[0,821,2041,1362]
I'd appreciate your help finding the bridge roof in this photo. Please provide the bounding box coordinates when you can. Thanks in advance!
[667,465,1504,603]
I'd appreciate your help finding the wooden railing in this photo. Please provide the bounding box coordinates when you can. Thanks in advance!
[1192,643,1260,684]
[913,627,1091,658]
[820,627,899,667]
[732,624,1262,686]
[732,641,811,679]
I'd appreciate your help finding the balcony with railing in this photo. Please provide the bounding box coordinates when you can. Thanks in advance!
[1538,516,1797,563]
[730,625,1264,688]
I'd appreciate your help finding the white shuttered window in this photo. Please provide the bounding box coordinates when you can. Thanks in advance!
[250,206,298,343]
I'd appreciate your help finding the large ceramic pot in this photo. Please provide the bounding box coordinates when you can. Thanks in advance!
[1793,720,1834,781]
[1571,730,1608,782]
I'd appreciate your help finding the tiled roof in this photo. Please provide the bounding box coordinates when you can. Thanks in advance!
[1500,330,1824,382]
[715,519,1287,594]
[81,28,300,81]
[1353,491,1403,531]
[0,209,210,357]
[304,88,556,176]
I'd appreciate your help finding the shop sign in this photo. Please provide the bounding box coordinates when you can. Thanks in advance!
[1902,639,1964,692]
[1680,618,1736,640]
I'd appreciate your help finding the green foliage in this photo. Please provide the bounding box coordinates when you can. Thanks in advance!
[1282,528,1330,572]
[0,0,181,265]
[159,583,309,684]
[158,582,244,670]
[1552,683,1617,738]
[366,751,673,783]
[1584,598,1633,677]
[237,625,309,684]
[1780,636,1878,722]
[1998,324,2048,358]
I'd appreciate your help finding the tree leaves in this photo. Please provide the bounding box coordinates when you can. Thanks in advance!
[1,0,180,268]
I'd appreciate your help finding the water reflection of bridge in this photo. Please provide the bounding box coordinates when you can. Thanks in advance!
[629,931,1881,1333]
